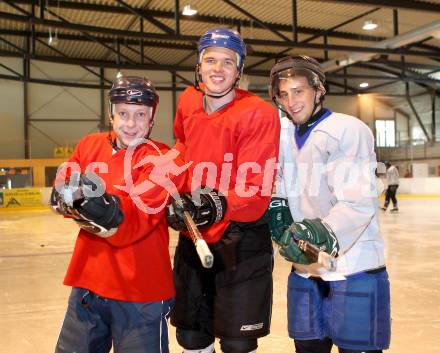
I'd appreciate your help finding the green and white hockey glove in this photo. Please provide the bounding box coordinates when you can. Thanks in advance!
[279,218,339,264]
[267,197,293,244]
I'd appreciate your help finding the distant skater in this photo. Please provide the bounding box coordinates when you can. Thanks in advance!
[382,161,399,212]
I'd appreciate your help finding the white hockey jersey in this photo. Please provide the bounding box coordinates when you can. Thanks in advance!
[386,165,399,186]
[276,111,386,279]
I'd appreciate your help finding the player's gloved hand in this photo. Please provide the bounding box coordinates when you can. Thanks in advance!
[279,219,339,264]
[50,173,124,237]
[50,186,69,215]
[73,192,123,237]
[50,180,83,216]
[267,197,293,245]
[166,189,227,232]
[279,239,310,264]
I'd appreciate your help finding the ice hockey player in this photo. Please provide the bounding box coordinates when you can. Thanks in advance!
[166,28,280,353]
[382,161,400,212]
[51,75,186,353]
[267,55,391,353]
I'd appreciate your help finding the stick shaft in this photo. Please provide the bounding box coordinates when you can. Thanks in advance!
[182,211,214,268]
[297,240,337,271]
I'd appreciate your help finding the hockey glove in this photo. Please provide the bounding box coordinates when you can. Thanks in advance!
[166,189,226,232]
[50,173,124,237]
[267,197,294,245]
[279,219,339,264]
[73,193,123,237]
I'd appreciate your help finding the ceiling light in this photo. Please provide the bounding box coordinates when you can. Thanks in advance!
[362,20,378,31]
[182,5,197,16]
[359,82,369,88]
[48,27,59,46]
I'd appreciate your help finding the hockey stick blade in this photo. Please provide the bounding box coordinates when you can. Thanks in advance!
[182,210,214,268]
[297,239,337,271]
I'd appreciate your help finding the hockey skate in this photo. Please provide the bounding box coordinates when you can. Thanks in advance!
[390,207,399,213]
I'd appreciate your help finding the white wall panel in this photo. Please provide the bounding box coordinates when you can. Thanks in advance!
[28,121,98,159]
[31,60,100,83]
[0,57,22,75]
[325,95,358,118]
[0,78,24,158]
[28,84,100,120]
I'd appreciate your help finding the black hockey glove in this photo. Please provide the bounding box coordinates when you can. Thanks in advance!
[50,173,124,237]
[166,189,227,232]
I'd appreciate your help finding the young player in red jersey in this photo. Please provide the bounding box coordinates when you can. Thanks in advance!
[51,75,187,353]
[166,28,281,353]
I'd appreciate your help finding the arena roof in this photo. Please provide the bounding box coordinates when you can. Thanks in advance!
[1,0,439,140]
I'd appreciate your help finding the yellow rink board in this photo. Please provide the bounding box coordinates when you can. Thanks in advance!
[0,188,43,209]
[0,191,438,213]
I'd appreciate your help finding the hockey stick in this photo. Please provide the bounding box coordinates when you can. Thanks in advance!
[296,239,337,271]
[181,210,214,269]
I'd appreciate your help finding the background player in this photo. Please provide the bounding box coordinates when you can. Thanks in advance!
[381,161,400,212]
[267,56,391,353]
[166,28,280,353]
[51,75,186,353]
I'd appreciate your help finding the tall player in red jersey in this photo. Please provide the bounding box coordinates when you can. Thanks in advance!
[166,28,281,353]
[51,75,186,353]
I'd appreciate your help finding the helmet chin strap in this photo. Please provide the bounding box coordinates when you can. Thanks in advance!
[204,83,237,99]
[145,121,154,139]
[307,90,321,123]
[107,115,119,151]
[272,98,290,120]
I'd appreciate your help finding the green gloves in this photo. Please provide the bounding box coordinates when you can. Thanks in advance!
[267,198,294,244]
[267,198,339,265]
[279,218,339,264]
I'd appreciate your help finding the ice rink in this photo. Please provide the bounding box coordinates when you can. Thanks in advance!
[1,197,439,353]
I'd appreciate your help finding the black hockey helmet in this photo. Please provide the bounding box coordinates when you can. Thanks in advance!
[108,74,159,120]
[269,55,326,102]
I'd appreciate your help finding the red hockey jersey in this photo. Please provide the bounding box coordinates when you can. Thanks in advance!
[174,87,280,243]
[58,132,186,302]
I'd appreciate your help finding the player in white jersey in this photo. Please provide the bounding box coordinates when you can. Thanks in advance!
[382,161,400,212]
[267,56,391,353]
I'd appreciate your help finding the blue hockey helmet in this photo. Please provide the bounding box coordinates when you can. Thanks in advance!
[197,27,247,71]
